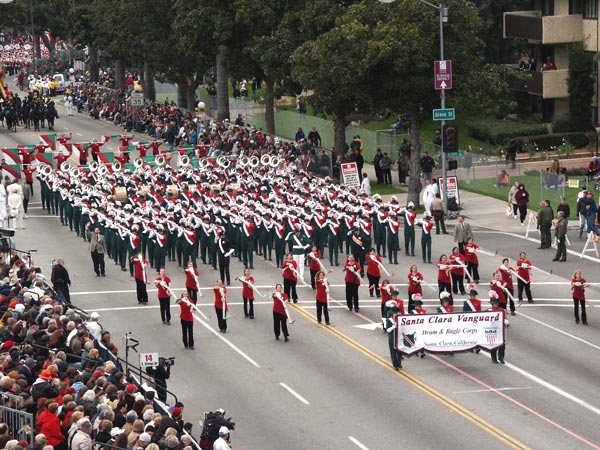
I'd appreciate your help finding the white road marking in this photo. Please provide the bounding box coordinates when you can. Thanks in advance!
[507,361,600,417]
[516,311,600,351]
[453,387,533,394]
[24,215,59,218]
[192,313,261,368]
[76,133,82,137]
[279,382,310,405]
[353,323,383,331]
[348,436,370,450]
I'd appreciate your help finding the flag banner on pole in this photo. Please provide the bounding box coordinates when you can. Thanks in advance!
[71,143,87,163]
[39,134,56,150]
[35,153,54,166]
[2,148,21,165]
[98,152,115,164]
[100,134,121,143]
[395,311,505,355]
[191,158,199,169]
[2,164,21,180]
[57,141,72,155]
[143,156,156,164]
[17,145,35,152]
[124,163,136,172]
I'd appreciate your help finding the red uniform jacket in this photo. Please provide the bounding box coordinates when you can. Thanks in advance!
[516,259,532,282]
[185,268,200,291]
[316,279,329,304]
[241,276,255,300]
[437,262,451,284]
[571,277,586,300]
[179,299,194,322]
[283,260,298,281]
[155,276,171,298]
[366,254,381,277]
[408,272,423,294]
[213,286,228,310]
[273,292,289,316]
[344,262,362,285]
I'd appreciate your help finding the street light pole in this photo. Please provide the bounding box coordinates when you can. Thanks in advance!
[380,0,448,212]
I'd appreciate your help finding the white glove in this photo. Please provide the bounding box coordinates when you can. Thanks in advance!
[521,263,529,268]
[440,264,448,270]
[411,276,419,282]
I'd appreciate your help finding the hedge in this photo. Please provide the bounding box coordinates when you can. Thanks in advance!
[466,118,548,144]
[513,132,590,151]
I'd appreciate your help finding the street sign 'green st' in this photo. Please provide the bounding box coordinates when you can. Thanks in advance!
[433,108,455,121]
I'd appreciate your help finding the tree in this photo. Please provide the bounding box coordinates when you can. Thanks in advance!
[567,42,595,131]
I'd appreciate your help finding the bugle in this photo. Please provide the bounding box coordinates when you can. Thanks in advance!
[238,156,249,167]
[156,155,166,167]
[198,158,210,170]
[70,167,80,178]
[98,164,108,176]
[89,161,99,172]
[217,156,230,169]
[269,155,280,168]
[60,161,72,173]
[134,157,144,168]
[180,154,190,166]
[248,156,259,168]
[260,154,270,166]
[40,164,53,176]
[112,161,122,172]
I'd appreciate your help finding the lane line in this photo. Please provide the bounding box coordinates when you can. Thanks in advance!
[348,436,370,450]
[506,361,600,416]
[192,313,261,368]
[516,311,600,351]
[288,304,528,449]
[434,354,600,449]
[453,387,533,394]
[279,382,310,405]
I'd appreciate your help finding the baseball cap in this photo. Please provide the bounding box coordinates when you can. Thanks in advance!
[219,426,229,436]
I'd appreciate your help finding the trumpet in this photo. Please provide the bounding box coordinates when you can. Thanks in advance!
[217,156,230,169]
[238,156,249,167]
[248,156,259,168]
[156,155,166,167]
[260,154,270,166]
[98,164,108,176]
[113,161,122,172]
[60,161,72,173]
[134,158,144,168]
[198,158,210,170]
[180,154,190,166]
[70,167,80,178]
[89,161,99,172]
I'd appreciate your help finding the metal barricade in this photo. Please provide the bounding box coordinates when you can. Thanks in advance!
[0,400,34,446]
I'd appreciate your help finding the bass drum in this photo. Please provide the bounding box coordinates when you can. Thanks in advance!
[166,185,180,198]
[114,187,128,201]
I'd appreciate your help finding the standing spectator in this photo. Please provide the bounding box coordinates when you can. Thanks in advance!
[580,190,600,236]
[537,200,553,249]
[571,270,588,324]
[463,147,473,183]
[154,268,172,325]
[380,152,392,185]
[360,173,371,196]
[508,182,519,220]
[308,127,322,148]
[86,224,106,276]
[430,193,448,234]
[514,183,529,225]
[553,211,568,262]
[420,151,435,182]
[350,148,364,182]
[294,127,305,142]
[71,419,93,450]
[452,215,473,254]
[577,187,588,237]
[557,196,570,222]
[373,149,384,184]
[397,153,409,185]
[176,292,195,350]
[50,259,71,304]
[506,137,517,169]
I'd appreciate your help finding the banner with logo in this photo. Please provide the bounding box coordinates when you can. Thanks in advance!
[341,162,360,186]
[395,311,504,355]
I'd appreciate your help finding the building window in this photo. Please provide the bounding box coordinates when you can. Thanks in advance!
[583,0,598,19]
[570,0,583,13]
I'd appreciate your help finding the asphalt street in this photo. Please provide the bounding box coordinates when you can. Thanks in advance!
[2,106,600,450]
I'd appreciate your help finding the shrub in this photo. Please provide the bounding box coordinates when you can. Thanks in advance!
[514,132,589,152]
[466,118,548,144]
[552,115,574,133]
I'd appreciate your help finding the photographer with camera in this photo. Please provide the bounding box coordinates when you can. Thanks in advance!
[199,408,235,450]
[145,356,174,402]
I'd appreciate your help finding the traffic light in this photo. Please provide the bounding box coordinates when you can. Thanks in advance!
[443,125,458,152]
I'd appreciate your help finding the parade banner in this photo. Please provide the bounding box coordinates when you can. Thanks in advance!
[39,134,56,151]
[341,162,360,186]
[98,152,115,165]
[2,164,21,180]
[395,311,504,355]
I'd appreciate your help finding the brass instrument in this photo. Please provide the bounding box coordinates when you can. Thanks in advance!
[98,164,108,177]
[89,161,99,172]
[113,161,122,172]
[260,154,270,166]
[198,158,210,170]
[238,156,249,167]
[217,156,230,169]
[134,158,144,168]
[248,156,259,168]
[60,161,72,173]
[70,167,80,178]
[180,154,190,166]
[40,164,53,176]
[156,155,166,167]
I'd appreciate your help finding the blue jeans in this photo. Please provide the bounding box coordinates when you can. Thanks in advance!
[423,171,432,182]
[586,215,600,236]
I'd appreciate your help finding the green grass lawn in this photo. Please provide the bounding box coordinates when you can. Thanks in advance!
[371,184,406,196]
[459,175,586,211]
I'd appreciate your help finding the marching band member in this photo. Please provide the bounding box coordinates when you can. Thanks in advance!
[490,272,507,310]
[308,245,323,290]
[498,257,516,315]
[154,267,172,325]
[462,286,482,312]
[407,264,423,313]
[176,291,195,350]
[399,202,416,257]
[343,254,362,312]
[184,261,200,304]
[438,292,454,313]
[571,269,589,325]
[418,212,434,264]
[488,291,507,364]
[235,268,255,319]
[217,229,234,286]
[383,292,404,370]
[380,279,396,318]
[272,284,290,341]
[449,247,466,295]
[436,254,453,304]
[516,251,533,304]
[464,237,480,284]
[213,279,229,333]
[131,252,149,305]
[366,248,382,298]
[286,227,310,279]
[282,252,299,304]
[315,271,330,325]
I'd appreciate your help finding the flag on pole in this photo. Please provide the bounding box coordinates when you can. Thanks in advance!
[71,143,86,163]
[2,149,21,165]
[100,134,120,143]
[98,152,114,164]
[143,155,156,164]
[35,153,53,166]
[2,165,21,180]
[39,134,56,151]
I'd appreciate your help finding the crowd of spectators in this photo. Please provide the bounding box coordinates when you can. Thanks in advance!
[0,251,208,450]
